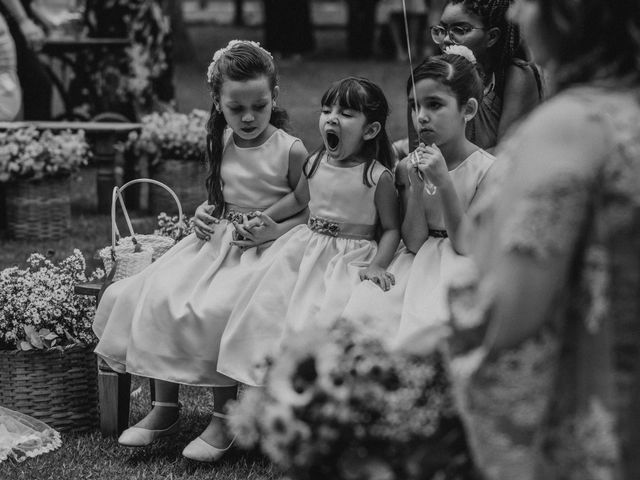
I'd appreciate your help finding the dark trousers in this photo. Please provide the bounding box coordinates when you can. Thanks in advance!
[0,3,53,120]
[346,0,379,59]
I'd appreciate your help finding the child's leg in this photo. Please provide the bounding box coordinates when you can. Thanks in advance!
[133,379,180,429]
[198,385,238,448]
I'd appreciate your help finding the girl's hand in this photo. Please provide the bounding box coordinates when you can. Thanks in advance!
[406,153,425,192]
[414,143,450,188]
[230,212,281,249]
[359,265,395,292]
[193,201,219,241]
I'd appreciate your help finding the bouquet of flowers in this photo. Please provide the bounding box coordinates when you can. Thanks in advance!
[0,250,104,351]
[0,127,90,182]
[229,322,473,480]
[125,109,208,164]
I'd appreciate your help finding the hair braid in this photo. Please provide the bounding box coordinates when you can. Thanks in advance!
[450,0,527,89]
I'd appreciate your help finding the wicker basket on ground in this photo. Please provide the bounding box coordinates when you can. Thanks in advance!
[149,159,206,215]
[0,344,98,432]
[5,176,71,240]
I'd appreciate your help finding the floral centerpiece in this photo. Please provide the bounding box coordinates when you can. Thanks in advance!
[125,109,208,164]
[229,322,474,480]
[125,109,208,214]
[0,126,90,183]
[0,250,103,351]
[0,126,91,239]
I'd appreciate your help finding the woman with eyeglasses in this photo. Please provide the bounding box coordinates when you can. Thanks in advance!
[407,0,543,152]
[441,0,640,478]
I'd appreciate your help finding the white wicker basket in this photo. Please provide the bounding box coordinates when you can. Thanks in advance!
[99,179,183,281]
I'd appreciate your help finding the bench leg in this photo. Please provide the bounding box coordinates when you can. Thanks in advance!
[97,358,131,437]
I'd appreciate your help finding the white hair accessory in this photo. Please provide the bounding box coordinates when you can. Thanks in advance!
[206,40,274,83]
[443,45,477,65]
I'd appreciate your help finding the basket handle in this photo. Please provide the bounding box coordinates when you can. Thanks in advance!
[112,178,185,243]
[110,186,138,257]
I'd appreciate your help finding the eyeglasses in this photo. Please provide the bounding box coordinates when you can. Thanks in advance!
[430,24,485,45]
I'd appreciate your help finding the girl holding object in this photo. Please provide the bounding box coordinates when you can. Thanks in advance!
[218,76,401,387]
[343,46,494,352]
[92,40,308,461]
[403,0,543,154]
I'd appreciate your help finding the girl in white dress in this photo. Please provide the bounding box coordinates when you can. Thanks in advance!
[343,46,494,352]
[92,40,309,461]
[218,76,401,387]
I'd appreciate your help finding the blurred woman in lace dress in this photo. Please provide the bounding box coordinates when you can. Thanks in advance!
[440,0,640,479]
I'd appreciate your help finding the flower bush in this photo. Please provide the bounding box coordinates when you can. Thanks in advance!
[0,127,90,183]
[125,109,208,164]
[228,322,473,480]
[0,250,104,351]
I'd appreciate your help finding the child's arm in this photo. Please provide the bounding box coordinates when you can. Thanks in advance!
[416,145,467,254]
[230,142,310,247]
[397,158,431,253]
[359,171,401,291]
[260,156,311,222]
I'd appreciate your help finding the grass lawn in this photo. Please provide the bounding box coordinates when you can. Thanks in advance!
[1,380,280,480]
[0,23,413,480]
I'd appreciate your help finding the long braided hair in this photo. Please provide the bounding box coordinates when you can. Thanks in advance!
[447,0,528,93]
[205,42,289,216]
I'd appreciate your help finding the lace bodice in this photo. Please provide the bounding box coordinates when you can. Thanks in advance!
[447,86,640,480]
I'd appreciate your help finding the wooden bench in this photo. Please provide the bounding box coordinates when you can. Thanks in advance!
[74,281,154,437]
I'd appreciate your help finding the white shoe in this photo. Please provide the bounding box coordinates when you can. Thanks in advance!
[118,401,180,447]
[182,412,236,462]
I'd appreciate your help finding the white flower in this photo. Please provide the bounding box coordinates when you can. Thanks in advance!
[206,39,273,83]
[0,250,99,350]
[444,44,477,64]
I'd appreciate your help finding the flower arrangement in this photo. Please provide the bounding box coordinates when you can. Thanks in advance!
[125,109,208,164]
[154,212,194,241]
[229,322,473,480]
[0,127,90,183]
[0,250,104,351]
[83,0,172,114]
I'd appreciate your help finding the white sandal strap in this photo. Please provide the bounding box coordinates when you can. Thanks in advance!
[152,401,180,408]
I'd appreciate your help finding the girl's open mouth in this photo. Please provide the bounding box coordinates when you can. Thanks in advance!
[326,131,340,150]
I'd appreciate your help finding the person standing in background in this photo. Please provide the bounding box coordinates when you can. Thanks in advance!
[346,0,380,59]
[262,0,314,60]
[0,0,52,120]
[0,11,20,120]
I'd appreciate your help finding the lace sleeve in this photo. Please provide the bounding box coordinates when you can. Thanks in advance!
[499,173,593,260]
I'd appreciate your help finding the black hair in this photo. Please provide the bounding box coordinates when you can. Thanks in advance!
[446,0,528,92]
[408,52,485,107]
[205,41,289,215]
[535,0,640,91]
[305,76,394,187]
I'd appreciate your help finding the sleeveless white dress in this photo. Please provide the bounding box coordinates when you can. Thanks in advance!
[342,149,494,352]
[93,129,301,386]
[218,154,390,386]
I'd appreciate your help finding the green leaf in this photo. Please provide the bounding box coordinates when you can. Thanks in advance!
[19,341,33,351]
[24,325,44,349]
